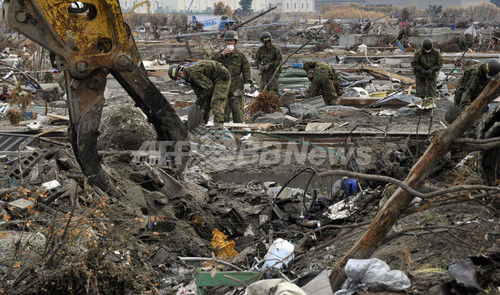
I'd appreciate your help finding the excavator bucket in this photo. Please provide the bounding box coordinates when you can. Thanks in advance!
[2,0,188,196]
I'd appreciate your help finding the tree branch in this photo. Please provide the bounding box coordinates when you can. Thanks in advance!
[451,136,500,151]
[328,75,500,290]
[316,169,500,199]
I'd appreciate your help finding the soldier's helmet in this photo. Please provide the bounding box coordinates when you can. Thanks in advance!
[168,64,183,80]
[486,58,500,78]
[259,32,272,43]
[224,30,238,41]
[303,61,314,71]
[423,38,433,51]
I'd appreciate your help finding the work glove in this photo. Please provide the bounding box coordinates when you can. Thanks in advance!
[244,83,251,91]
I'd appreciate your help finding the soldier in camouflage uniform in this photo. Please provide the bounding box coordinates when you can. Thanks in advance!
[212,30,252,123]
[303,61,342,105]
[255,32,282,95]
[454,59,500,108]
[168,60,230,126]
[445,58,500,123]
[411,38,443,108]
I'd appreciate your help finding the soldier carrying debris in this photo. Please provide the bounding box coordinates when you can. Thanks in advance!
[255,32,282,96]
[168,60,231,127]
[445,58,500,123]
[212,30,252,123]
[303,61,342,105]
[411,38,443,109]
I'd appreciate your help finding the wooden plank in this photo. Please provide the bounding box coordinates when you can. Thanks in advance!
[360,64,415,85]
[48,114,69,121]
[305,122,332,132]
[224,122,282,131]
[146,68,170,77]
[339,97,406,106]
[174,101,194,108]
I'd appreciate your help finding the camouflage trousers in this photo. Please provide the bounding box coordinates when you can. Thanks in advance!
[415,76,437,99]
[310,73,338,105]
[225,92,244,123]
[259,69,279,96]
[197,71,231,126]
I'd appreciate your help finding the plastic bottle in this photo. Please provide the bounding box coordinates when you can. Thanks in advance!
[261,238,295,269]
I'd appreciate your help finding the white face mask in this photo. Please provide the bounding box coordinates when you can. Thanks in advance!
[425,49,431,53]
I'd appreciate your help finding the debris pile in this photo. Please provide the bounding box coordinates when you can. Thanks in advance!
[0,3,499,295]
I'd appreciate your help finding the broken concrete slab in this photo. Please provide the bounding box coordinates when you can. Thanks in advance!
[254,112,285,124]
[283,115,299,128]
[56,157,77,171]
[267,187,304,201]
[126,185,148,213]
[288,103,319,119]
[146,191,169,205]
[0,231,46,275]
[151,247,170,265]
[8,198,34,217]
[395,106,417,117]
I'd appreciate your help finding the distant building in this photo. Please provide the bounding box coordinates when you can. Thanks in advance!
[269,0,316,12]
[315,0,491,11]
[119,0,270,14]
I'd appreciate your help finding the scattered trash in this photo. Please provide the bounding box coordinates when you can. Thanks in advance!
[262,238,295,269]
[210,229,238,262]
[334,258,411,294]
[244,278,307,295]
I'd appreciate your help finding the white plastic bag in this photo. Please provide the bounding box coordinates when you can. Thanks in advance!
[334,258,411,294]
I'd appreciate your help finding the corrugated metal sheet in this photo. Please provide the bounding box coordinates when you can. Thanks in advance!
[0,133,33,151]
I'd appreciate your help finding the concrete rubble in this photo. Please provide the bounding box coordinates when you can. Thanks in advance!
[0,3,499,295]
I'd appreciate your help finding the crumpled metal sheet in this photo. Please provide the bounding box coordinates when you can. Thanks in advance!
[370,93,422,108]
[0,133,33,152]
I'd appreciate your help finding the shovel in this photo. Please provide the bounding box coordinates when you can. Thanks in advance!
[187,103,202,132]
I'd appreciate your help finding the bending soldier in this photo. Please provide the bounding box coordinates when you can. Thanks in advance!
[446,58,500,123]
[168,60,231,127]
[255,32,282,96]
[212,30,252,123]
[303,61,341,105]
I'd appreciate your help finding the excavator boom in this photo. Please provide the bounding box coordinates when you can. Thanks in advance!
[2,0,187,195]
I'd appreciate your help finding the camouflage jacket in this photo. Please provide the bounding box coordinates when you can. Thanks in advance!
[183,60,229,98]
[303,61,342,96]
[212,48,252,93]
[255,44,282,72]
[455,63,489,107]
[411,48,443,77]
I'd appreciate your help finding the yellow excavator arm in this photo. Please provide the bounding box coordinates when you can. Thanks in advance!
[2,0,186,196]
[130,0,150,14]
